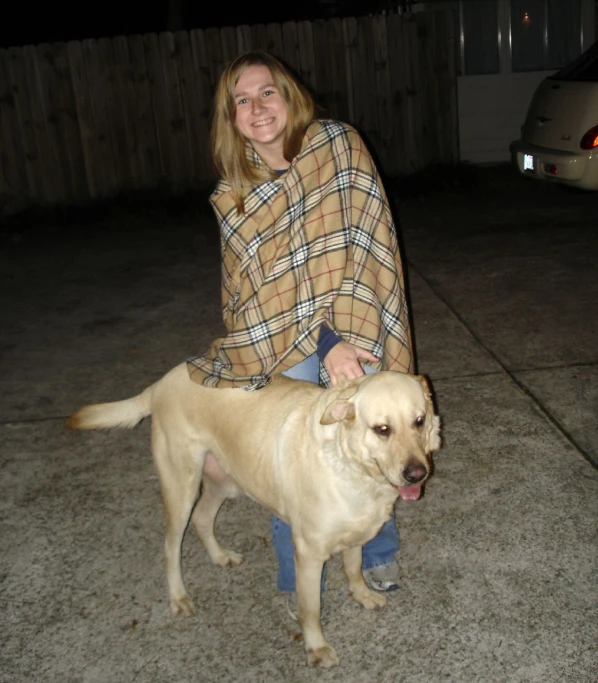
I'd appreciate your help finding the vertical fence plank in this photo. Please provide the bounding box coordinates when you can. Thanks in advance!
[48,42,88,202]
[127,34,161,187]
[175,30,209,186]
[296,21,317,93]
[13,47,50,203]
[190,28,218,184]
[355,18,380,161]
[34,43,73,203]
[326,18,351,125]
[311,20,332,115]
[144,33,172,185]
[250,24,267,52]
[160,31,191,189]
[0,48,28,211]
[411,15,427,172]
[387,14,410,177]
[403,16,420,174]
[265,23,284,62]
[237,25,253,53]
[418,13,435,168]
[281,21,300,76]
[205,27,225,84]
[220,26,239,66]
[8,47,46,202]
[67,40,98,197]
[96,37,133,190]
[82,38,119,196]
[23,44,62,203]
[372,16,394,175]
[343,17,360,128]
[112,36,143,190]
[0,51,9,205]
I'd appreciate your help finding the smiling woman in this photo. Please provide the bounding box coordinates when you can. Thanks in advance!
[187,49,414,625]
[232,65,290,170]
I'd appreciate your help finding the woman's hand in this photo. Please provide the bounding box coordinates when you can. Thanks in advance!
[323,341,380,386]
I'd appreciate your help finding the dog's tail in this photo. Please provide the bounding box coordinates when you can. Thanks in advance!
[66,387,152,431]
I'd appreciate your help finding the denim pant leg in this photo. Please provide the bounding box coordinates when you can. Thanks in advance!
[272,354,325,593]
[361,517,400,570]
[271,515,327,593]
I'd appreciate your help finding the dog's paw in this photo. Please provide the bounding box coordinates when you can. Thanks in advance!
[353,589,387,610]
[170,594,196,617]
[307,644,340,668]
[214,549,245,567]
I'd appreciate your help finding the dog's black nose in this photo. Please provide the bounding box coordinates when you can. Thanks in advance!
[403,464,427,484]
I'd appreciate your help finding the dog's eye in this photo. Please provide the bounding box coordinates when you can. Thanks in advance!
[414,415,425,428]
[373,424,391,437]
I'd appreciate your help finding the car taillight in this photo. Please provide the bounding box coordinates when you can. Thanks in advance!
[580,125,598,150]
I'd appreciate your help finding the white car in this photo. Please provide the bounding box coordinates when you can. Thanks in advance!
[510,42,598,191]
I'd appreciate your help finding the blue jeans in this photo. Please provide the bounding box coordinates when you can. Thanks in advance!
[272,354,399,592]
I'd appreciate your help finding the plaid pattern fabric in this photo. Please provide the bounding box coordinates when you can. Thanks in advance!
[187,119,413,388]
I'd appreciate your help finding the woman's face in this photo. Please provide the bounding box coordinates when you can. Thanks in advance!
[233,65,289,167]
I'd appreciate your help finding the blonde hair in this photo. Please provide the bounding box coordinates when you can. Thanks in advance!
[211,51,316,213]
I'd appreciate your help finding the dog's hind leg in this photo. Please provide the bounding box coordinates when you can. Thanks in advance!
[191,474,244,568]
[152,423,203,618]
[342,546,386,610]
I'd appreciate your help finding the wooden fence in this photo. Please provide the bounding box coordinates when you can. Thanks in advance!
[0,11,458,215]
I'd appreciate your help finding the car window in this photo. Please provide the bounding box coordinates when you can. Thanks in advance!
[551,41,598,82]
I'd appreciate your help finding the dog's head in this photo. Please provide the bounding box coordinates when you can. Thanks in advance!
[319,372,441,500]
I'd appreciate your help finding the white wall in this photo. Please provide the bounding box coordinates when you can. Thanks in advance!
[457,71,556,164]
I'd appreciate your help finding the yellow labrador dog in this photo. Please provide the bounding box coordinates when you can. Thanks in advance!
[68,364,440,667]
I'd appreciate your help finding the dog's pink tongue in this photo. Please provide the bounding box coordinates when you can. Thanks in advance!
[397,483,422,501]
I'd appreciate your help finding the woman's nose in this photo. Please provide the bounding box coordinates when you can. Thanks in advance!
[251,97,265,114]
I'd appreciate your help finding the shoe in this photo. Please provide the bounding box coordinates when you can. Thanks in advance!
[366,562,400,592]
[285,592,299,621]
[284,592,324,621]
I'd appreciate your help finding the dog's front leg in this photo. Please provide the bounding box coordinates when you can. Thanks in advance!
[295,550,339,668]
[342,546,387,610]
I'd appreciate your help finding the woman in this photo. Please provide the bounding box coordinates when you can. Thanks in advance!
[187,51,414,616]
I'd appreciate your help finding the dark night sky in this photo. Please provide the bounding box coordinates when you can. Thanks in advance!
[1,1,383,49]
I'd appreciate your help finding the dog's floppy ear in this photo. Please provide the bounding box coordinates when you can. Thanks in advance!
[414,374,432,397]
[320,399,356,425]
[319,380,360,425]
[414,374,441,452]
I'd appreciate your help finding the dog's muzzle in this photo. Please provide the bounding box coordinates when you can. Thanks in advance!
[402,463,427,484]
[396,463,428,501]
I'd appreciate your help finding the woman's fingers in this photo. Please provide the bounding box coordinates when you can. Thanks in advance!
[355,348,380,364]
[324,341,380,386]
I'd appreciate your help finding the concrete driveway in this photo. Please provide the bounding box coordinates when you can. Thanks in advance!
[1,165,597,682]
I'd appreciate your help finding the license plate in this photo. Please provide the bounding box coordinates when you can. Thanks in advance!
[523,154,535,172]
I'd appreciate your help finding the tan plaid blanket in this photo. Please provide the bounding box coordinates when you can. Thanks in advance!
[187,119,413,388]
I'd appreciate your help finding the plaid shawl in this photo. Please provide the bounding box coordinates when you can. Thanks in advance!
[187,119,413,388]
